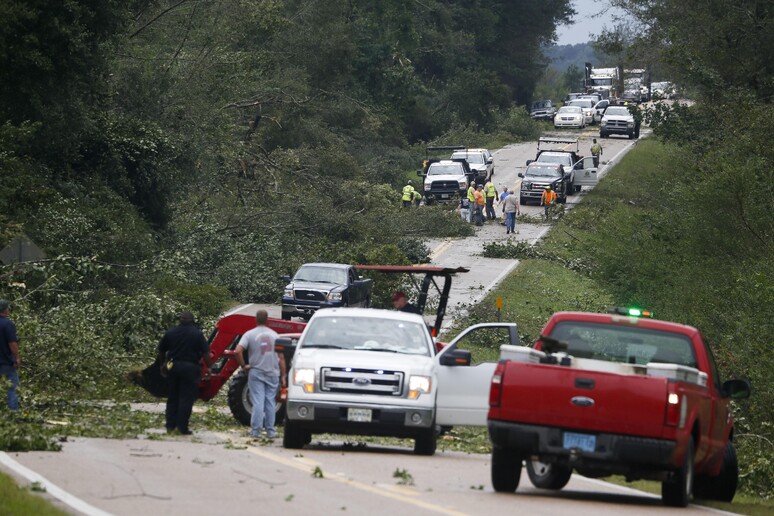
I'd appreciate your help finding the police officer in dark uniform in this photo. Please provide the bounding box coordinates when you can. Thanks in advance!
[157,311,212,435]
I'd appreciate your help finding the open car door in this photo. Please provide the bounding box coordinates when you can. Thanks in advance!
[574,156,598,188]
[435,323,520,426]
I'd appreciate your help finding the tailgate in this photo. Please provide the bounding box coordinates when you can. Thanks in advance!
[495,362,668,438]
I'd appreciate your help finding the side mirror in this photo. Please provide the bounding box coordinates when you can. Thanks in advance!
[525,160,533,166]
[274,337,297,362]
[439,349,471,366]
[487,157,493,164]
[722,379,751,399]
[518,172,524,178]
[281,275,291,283]
[416,170,425,177]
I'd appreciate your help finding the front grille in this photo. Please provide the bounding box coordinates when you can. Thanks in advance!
[294,289,327,302]
[321,367,404,396]
[430,180,461,191]
[606,120,630,129]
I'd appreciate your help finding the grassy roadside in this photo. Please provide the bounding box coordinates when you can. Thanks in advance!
[0,470,69,516]
[452,139,774,514]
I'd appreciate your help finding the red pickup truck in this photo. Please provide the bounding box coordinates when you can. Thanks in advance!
[487,308,751,507]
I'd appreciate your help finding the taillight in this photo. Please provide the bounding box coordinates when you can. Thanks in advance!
[490,361,507,407]
[665,383,687,427]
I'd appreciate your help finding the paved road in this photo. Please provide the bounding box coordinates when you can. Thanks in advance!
[3,429,732,515]
[425,128,643,335]
[4,128,731,516]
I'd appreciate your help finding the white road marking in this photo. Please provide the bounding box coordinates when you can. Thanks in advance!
[0,452,113,516]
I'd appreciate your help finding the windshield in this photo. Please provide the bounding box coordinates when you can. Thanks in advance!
[302,316,431,356]
[526,165,561,178]
[536,153,571,165]
[558,106,582,114]
[550,321,698,367]
[569,100,593,109]
[451,152,484,164]
[428,163,464,176]
[293,265,347,284]
[605,107,630,116]
[589,78,613,86]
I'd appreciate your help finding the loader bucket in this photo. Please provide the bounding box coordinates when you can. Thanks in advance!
[127,356,169,398]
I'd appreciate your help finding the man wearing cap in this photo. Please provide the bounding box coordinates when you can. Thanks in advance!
[391,291,421,314]
[401,180,415,208]
[0,300,20,411]
[157,311,213,435]
[540,185,557,220]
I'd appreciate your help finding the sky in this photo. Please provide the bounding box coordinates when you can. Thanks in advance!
[556,0,627,46]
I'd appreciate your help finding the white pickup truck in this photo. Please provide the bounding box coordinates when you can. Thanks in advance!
[281,308,518,455]
[528,137,598,192]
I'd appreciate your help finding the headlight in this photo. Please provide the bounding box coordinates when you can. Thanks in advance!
[601,120,607,126]
[458,181,466,188]
[408,375,432,399]
[424,184,431,191]
[284,288,293,297]
[627,121,634,127]
[521,182,530,190]
[327,292,343,301]
[293,368,315,393]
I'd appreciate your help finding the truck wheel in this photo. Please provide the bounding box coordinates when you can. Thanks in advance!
[414,429,437,456]
[227,372,286,427]
[662,437,694,507]
[282,421,308,449]
[364,296,371,308]
[574,185,582,193]
[281,312,291,321]
[519,196,526,205]
[628,132,635,140]
[695,442,738,502]
[526,460,572,490]
[600,131,607,138]
[491,446,522,493]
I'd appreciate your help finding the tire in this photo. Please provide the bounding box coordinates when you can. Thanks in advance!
[600,131,608,138]
[526,460,572,490]
[281,312,291,321]
[414,429,437,456]
[662,438,694,507]
[628,132,635,140]
[491,446,522,493]
[282,421,308,449]
[227,371,286,427]
[574,185,582,193]
[363,296,371,308]
[519,196,526,205]
[695,442,738,502]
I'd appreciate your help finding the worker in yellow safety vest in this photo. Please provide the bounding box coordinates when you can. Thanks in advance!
[402,180,415,208]
[484,179,498,221]
[590,139,603,167]
[466,181,477,222]
[412,189,422,207]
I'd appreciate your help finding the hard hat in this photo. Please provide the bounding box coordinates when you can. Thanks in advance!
[544,185,551,189]
[407,179,412,184]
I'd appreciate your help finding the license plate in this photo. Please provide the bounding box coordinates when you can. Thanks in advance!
[347,408,372,423]
[440,194,449,199]
[563,432,596,452]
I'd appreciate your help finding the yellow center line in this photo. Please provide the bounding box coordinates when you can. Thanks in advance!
[214,432,467,516]
[429,238,453,261]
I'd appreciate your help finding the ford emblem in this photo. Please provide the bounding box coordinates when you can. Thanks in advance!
[353,377,371,386]
[571,396,595,407]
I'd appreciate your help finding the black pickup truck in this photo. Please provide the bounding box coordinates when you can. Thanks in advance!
[281,263,373,320]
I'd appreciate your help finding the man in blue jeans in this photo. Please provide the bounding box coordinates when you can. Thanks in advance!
[235,310,287,438]
[0,300,20,411]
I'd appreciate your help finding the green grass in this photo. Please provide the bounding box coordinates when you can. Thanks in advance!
[0,471,69,516]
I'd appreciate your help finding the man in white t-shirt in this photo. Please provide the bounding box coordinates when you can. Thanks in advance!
[235,310,287,438]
